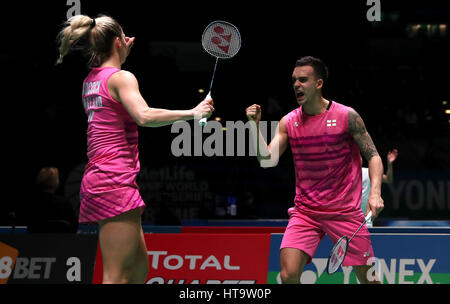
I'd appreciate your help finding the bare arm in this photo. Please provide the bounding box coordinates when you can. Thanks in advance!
[109,70,213,127]
[383,149,398,183]
[383,163,393,183]
[263,116,289,167]
[246,104,289,167]
[348,108,384,218]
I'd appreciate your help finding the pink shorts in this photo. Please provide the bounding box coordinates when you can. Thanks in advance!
[280,207,374,267]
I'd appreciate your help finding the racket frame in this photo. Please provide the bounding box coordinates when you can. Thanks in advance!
[199,20,241,126]
[326,211,373,274]
[326,235,349,274]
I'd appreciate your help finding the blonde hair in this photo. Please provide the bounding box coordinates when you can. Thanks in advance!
[56,15,124,67]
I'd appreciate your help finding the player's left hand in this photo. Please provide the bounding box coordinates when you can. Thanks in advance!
[367,195,384,220]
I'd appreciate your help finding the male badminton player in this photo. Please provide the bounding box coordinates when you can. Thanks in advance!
[246,56,383,284]
[56,15,214,284]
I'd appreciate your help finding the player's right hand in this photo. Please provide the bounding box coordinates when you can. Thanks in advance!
[246,104,262,123]
[367,194,384,220]
[193,96,214,119]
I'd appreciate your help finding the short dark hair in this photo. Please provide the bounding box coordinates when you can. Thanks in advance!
[36,167,59,191]
[295,56,329,83]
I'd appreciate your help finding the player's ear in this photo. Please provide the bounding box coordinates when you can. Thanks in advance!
[114,36,122,48]
[316,78,323,90]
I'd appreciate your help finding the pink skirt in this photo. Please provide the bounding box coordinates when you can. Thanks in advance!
[79,163,145,224]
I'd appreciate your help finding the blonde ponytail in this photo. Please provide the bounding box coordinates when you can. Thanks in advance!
[56,15,123,67]
[56,15,95,64]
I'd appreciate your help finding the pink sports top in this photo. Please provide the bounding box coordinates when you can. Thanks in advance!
[79,67,144,223]
[285,101,362,215]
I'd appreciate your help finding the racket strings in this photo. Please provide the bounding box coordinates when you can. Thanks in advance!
[327,237,348,274]
[327,212,372,274]
[202,21,241,59]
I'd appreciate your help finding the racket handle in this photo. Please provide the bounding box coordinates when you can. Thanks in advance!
[198,92,212,126]
[199,117,207,126]
[365,211,373,222]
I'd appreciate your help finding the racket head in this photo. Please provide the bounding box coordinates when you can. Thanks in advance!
[326,236,349,274]
[202,20,241,59]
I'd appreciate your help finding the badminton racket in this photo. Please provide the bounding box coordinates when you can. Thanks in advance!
[199,20,241,126]
[326,211,372,274]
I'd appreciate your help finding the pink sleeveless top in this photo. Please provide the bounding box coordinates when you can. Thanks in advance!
[79,67,145,223]
[285,101,362,216]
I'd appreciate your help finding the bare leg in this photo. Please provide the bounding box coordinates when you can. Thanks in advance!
[98,208,143,284]
[280,248,310,284]
[128,227,149,284]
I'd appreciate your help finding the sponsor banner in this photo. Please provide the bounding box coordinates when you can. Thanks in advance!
[181,227,286,233]
[268,233,450,284]
[0,234,98,284]
[92,233,271,284]
[77,224,182,234]
[382,171,450,218]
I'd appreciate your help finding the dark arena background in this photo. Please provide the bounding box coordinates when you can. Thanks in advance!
[0,0,449,289]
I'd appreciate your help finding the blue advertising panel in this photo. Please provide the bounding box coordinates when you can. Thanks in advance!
[268,232,450,284]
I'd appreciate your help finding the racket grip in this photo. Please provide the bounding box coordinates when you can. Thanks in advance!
[365,211,373,222]
[199,92,212,126]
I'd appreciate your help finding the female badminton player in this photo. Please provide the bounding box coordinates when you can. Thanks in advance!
[246,56,383,284]
[56,15,214,284]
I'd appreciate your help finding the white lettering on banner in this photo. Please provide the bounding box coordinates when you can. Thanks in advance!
[164,255,183,270]
[200,255,222,270]
[147,251,240,271]
[379,258,397,284]
[13,257,56,279]
[276,259,328,284]
[369,258,436,284]
[224,256,240,270]
[206,280,256,284]
[165,182,208,192]
[417,259,435,284]
[185,255,202,269]
[146,277,256,284]
[0,256,13,279]
[398,259,415,284]
[388,180,450,211]
[275,258,437,284]
[342,266,354,284]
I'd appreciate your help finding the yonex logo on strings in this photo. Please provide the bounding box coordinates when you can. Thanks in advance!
[211,26,232,54]
[337,247,344,258]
